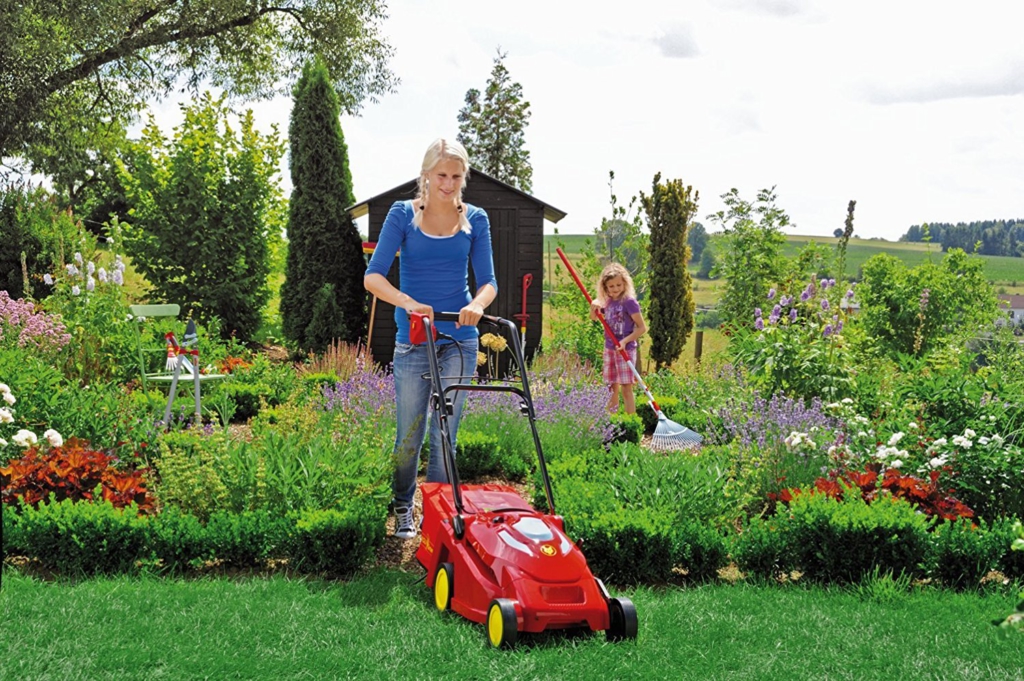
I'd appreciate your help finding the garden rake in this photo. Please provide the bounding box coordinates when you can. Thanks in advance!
[556,247,703,452]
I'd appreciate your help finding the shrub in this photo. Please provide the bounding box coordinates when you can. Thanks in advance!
[732,516,792,580]
[205,509,292,568]
[674,520,729,581]
[223,382,273,422]
[151,430,229,522]
[570,506,677,585]
[456,430,502,480]
[145,506,211,574]
[2,504,22,558]
[785,490,931,584]
[927,517,1005,590]
[637,395,680,434]
[290,502,386,575]
[17,497,148,575]
[608,412,642,445]
[994,517,1024,582]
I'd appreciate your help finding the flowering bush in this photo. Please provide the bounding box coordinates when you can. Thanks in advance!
[0,291,71,358]
[41,225,138,384]
[728,278,855,401]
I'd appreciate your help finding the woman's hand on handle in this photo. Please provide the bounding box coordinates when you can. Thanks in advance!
[401,298,433,325]
[457,301,484,328]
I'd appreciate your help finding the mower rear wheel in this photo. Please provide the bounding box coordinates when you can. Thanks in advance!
[434,562,453,613]
[606,597,638,642]
[486,599,518,649]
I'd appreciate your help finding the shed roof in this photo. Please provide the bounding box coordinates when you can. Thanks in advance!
[347,167,567,224]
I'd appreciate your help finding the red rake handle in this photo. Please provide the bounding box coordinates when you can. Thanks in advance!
[555,247,663,415]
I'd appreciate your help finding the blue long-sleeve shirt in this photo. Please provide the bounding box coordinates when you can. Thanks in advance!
[365,200,498,344]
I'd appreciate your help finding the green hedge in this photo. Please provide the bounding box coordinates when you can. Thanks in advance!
[926,517,1007,590]
[733,491,933,583]
[5,497,387,577]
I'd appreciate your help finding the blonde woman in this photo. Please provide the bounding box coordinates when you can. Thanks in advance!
[364,138,497,539]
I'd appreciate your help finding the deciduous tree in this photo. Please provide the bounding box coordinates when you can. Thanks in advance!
[708,187,789,330]
[118,93,285,342]
[0,0,396,159]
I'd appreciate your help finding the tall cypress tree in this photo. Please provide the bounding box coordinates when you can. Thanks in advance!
[643,173,698,371]
[281,59,367,352]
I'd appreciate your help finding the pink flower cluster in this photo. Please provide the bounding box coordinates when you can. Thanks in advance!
[0,290,71,354]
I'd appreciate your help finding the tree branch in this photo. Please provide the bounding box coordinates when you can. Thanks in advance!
[40,5,288,101]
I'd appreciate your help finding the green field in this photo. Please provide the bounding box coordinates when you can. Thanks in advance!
[544,233,1024,287]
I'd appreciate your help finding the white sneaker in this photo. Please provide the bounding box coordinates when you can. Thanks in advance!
[394,505,416,539]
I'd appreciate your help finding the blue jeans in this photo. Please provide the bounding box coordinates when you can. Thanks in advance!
[391,337,478,507]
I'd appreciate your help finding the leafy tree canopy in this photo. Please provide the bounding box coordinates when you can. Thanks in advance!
[0,0,397,160]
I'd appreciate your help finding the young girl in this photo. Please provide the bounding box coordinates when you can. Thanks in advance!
[590,263,647,415]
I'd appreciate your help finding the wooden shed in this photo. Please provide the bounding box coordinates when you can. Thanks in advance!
[350,169,566,372]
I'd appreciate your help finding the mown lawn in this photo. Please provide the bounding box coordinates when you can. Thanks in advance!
[2,567,1021,680]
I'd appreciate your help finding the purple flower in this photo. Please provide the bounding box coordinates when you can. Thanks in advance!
[780,295,792,307]
[823,324,834,338]
[86,276,95,292]
[98,268,108,283]
[112,269,124,286]
[755,307,763,318]
[86,261,95,275]
[845,289,854,299]
[65,264,78,276]
[767,288,776,300]
[755,318,764,330]
[790,308,798,322]
[772,304,781,317]
[821,299,830,311]
[43,274,53,285]
[74,252,83,265]
[768,314,780,326]
[71,285,80,296]
[836,320,844,332]
[800,290,811,302]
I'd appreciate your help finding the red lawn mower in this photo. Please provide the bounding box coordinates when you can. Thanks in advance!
[413,312,638,648]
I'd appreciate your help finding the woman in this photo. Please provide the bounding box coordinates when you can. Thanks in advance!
[364,138,497,539]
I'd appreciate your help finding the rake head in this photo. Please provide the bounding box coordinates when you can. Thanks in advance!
[649,414,703,453]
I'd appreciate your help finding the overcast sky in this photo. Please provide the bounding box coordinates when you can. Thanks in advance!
[157,0,1024,240]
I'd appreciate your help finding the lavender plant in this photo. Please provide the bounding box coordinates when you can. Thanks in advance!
[709,392,842,513]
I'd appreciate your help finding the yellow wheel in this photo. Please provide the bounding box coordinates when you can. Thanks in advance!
[434,562,453,612]
[486,599,518,649]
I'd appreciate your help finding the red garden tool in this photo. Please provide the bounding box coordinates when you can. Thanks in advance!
[556,247,702,452]
[513,273,533,348]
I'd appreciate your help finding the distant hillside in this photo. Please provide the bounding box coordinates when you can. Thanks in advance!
[543,233,1024,284]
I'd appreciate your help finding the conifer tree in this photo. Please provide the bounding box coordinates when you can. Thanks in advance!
[643,173,698,371]
[457,49,533,192]
[280,59,367,353]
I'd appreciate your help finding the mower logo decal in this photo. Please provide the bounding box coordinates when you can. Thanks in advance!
[421,535,433,554]
[540,544,557,556]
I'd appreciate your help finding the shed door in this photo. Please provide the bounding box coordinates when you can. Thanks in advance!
[488,208,519,322]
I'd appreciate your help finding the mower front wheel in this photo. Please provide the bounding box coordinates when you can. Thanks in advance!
[434,562,453,613]
[606,597,638,642]
[486,599,518,649]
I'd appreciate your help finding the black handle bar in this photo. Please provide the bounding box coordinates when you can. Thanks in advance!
[428,311,503,327]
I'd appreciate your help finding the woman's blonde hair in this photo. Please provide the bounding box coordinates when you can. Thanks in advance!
[413,138,471,233]
[596,262,636,303]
